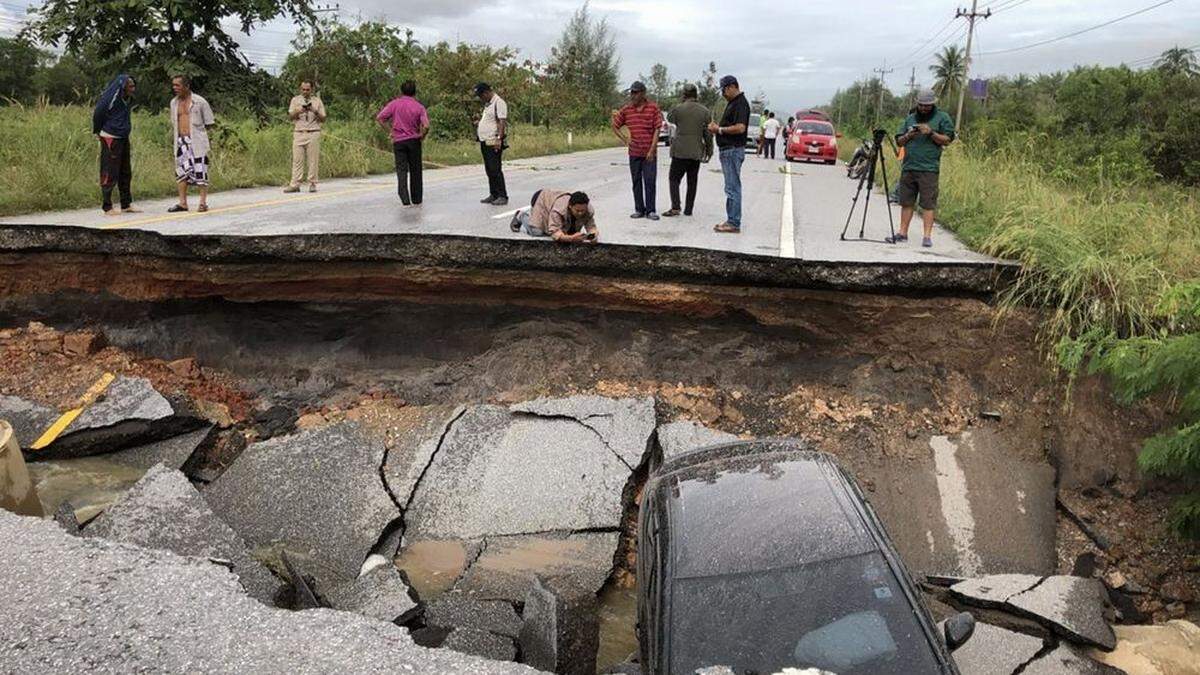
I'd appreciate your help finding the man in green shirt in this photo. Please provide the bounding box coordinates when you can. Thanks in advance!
[663,84,713,217]
[887,89,955,248]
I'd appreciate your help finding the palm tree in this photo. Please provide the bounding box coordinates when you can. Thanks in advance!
[1156,46,1198,77]
[929,45,967,102]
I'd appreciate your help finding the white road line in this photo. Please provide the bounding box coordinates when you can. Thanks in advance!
[491,208,521,220]
[779,165,796,258]
[930,434,983,577]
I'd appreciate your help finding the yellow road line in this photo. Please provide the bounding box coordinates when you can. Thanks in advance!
[30,372,116,450]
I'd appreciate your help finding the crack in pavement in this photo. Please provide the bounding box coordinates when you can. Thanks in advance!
[401,406,471,514]
[451,537,489,590]
[509,409,633,471]
[1010,640,1056,675]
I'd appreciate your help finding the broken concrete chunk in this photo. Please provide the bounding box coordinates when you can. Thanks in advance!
[1008,576,1117,651]
[1021,643,1125,674]
[203,422,400,591]
[107,425,215,472]
[425,593,522,639]
[949,622,1045,675]
[84,464,281,604]
[406,404,633,540]
[27,376,206,461]
[510,396,656,469]
[519,576,600,675]
[443,627,518,662]
[51,501,80,534]
[951,574,1043,609]
[327,563,418,624]
[381,405,464,506]
[0,394,58,448]
[655,419,738,465]
[0,510,535,673]
[455,532,619,604]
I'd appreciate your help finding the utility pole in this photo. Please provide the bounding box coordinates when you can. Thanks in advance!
[907,67,918,107]
[310,3,340,88]
[955,0,990,133]
[873,63,894,124]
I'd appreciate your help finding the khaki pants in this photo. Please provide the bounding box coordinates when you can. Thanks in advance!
[290,131,321,187]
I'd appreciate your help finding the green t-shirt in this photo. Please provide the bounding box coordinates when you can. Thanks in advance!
[896,109,955,173]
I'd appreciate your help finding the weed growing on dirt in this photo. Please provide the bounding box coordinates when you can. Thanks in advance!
[0,105,618,216]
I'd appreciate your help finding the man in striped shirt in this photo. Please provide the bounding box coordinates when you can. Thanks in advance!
[612,81,664,221]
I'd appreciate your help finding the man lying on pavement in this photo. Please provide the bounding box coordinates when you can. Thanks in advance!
[510,190,599,244]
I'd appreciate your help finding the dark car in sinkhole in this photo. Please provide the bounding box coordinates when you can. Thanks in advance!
[636,439,976,674]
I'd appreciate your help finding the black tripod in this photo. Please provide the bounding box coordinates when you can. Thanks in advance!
[840,128,896,243]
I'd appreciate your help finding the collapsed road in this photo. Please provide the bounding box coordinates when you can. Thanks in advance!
[0,177,1197,674]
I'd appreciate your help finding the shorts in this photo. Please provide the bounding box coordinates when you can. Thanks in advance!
[896,170,939,210]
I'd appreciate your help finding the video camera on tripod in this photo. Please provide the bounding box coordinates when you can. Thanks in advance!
[840,128,897,243]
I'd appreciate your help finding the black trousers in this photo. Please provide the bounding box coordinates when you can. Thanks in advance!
[99,136,132,211]
[668,158,701,215]
[393,139,423,205]
[480,142,507,199]
[763,137,777,158]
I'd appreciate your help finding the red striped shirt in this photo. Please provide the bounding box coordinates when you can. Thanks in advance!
[613,102,663,157]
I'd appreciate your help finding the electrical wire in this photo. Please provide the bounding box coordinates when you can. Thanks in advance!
[979,0,1178,55]
[991,0,1035,14]
[896,14,960,66]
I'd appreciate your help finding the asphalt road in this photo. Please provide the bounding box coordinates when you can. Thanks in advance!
[2,146,995,266]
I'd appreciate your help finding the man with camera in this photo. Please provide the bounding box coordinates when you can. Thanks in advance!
[887,89,955,247]
[284,81,327,193]
[508,190,598,244]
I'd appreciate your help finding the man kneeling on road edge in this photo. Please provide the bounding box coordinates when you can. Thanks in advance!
[887,88,955,248]
[510,190,598,244]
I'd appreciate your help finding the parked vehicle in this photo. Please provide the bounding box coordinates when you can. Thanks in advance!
[637,439,975,675]
[847,136,874,179]
[746,113,762,150]
[785,119,841,165]
[659,120,676,146]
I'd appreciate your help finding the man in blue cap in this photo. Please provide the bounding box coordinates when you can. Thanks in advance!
[92,74,139,215]
[707,75,750,233]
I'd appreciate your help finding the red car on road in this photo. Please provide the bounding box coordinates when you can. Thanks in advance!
[786,118,841,165]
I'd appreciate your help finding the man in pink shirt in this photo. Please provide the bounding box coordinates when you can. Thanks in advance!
[376,80,430,206]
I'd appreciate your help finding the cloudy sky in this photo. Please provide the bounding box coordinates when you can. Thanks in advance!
[3,0,1198,113]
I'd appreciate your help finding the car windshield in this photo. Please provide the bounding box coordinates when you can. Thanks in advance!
[667,552,942,674]
[797,121,835,135]
[749,114,762,127]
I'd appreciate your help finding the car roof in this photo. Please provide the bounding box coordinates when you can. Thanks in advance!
[652,441,878,579]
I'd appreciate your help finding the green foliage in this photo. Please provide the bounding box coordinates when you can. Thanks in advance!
[930,45,966,102]
[281,21,418,108]
[0,37,45,102]
[543,3,621,128]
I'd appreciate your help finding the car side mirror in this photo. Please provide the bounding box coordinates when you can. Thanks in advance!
[943,612,976,652]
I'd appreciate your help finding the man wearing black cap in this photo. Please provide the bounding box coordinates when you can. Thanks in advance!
[612,81,664,221]
[707,75,750,233]
[475,82,509,206]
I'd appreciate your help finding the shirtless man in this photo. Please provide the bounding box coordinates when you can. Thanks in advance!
[168,75,215,212]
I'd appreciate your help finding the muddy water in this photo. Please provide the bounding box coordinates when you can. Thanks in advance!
[26,457,146,523]
[596,583,640,671]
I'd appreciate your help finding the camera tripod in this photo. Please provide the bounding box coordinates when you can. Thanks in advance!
[840,128,896,243]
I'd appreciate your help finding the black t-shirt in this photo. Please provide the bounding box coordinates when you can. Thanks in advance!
[716,93,751,149]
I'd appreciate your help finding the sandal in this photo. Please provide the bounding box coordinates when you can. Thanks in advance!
[167,204,188,213]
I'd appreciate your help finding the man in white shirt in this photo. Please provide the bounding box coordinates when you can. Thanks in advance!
[761,111,782,160]
[474,82,509,206]
[168,75,216,212]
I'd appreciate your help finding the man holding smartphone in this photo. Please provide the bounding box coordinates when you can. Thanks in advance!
[888,89,955,247]
[284,81,327,193]
[509,189,598,244]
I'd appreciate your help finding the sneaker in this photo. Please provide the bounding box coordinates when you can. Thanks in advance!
[713,221,740,233]
[646,212,660,221]
[510,212,522,232]
[283,185,300,193]
[662,209,681,217]
[884,234,909,244]
[630,212,645,219]
[491,197,508,206]
[922,237,933,248]
[480,196,495,204]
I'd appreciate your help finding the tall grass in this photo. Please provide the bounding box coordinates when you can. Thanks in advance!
[0,104,618,216]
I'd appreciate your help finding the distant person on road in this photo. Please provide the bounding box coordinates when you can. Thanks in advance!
[756,109,769,157]
[612,81,664,221]
[92,73,139,215]
[664,83,712,218]
[762,111,782,159]
[509,189,598,244]
[376,80,430,206]
[168,75,215,213]
[708,75,751,234]
[886,89,955,248]
[475,82,509,206]
[284,80,326,194]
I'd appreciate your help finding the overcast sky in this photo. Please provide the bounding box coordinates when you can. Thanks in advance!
[3,0,1198,114]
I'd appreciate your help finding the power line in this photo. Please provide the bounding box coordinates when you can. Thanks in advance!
[991,0,1034,14]
[979,0,1178,56]
[896,14,960,66]
[1125,42,1200,67]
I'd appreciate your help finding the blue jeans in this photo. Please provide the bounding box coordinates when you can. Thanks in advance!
[719,147,745,227]
[629,156,657,215]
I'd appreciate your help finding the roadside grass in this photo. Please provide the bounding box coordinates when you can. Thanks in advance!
[837,131,1200,535]
[0,105,618,216]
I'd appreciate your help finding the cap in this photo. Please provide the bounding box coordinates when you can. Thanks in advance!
[718,75,738,89]
[473,82,492,96]
[628,81,647,93]
[916,88,936,105]
[681,83,698,98]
